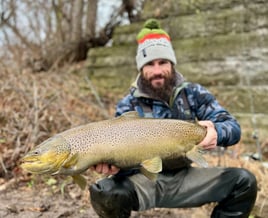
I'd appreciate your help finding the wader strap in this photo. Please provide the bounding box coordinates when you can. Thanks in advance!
[130,98,154,118]
[140,102,154,118]
[170,82,192,120]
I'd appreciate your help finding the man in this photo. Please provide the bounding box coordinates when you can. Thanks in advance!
[89,19,257,218]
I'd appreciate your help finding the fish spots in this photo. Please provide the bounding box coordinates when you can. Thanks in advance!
[21,115,208,177]
[50,136,71,155]
[59,116,206,165]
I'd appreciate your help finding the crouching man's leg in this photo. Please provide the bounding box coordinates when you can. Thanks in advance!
[210,168,257,218]
[89,176,139,218]
[151,167,257,218]
[155,167,257,218]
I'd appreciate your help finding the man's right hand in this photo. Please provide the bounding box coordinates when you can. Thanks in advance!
[90,163,120,175]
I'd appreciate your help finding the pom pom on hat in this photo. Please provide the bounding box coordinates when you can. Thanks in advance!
[135,19,177,70]
[136,19,169,41]
[144,18,160,29]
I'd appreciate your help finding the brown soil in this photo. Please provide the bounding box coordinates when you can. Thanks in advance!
[1,154,267,218]
[0,171,213,218]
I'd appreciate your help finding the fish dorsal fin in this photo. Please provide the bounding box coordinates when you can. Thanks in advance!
[63,153,79,168]
[140,156,162,181]
[119,111,140,119]
[186,146,208,168]
[72,174,87,190]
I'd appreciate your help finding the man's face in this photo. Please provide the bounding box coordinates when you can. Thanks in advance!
[140,59,176,101]
[141,59,173,89]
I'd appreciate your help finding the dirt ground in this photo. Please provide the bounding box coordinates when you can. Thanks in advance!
[0,175,211,218]
[1,154,268,218]
[0,187,208,218]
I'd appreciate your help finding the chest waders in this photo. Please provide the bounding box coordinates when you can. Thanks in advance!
[90,168,257,218]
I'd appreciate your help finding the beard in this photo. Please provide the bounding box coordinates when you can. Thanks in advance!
[139,71,177,102]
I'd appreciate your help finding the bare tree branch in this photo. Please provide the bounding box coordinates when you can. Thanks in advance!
[0,0,143,71]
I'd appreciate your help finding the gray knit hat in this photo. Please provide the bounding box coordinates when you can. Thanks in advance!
[135,19,177,71]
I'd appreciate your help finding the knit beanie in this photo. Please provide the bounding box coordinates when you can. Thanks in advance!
[135,19,177,71]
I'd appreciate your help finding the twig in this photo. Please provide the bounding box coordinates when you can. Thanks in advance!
[30,80,39,144]
[84,75,109,118]
[260,197,266,215]
[38,93,58,114]
[0,155,7,175]
[61,108,74,126]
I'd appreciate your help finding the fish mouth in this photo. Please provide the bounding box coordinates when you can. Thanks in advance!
[21,157,39,163]
[21,162,57,174]
[20,156,43,166]
[20,158,59,174]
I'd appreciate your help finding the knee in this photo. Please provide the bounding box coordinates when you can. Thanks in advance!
[236,168,257,188]
[228,168,257,197]
[89,177,122,207]
[89,176,139,210]
[89,177,115,206]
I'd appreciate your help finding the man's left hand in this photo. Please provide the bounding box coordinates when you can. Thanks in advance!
[198,121,218,150]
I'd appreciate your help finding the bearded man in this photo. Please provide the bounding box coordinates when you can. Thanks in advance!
[89,19,257,218]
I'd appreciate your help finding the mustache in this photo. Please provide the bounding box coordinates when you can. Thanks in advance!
[149,74,166,81]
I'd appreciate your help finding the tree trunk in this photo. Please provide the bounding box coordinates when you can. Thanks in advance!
[52,0,65,43]
[71,0,84,41]
[85,0,98,39]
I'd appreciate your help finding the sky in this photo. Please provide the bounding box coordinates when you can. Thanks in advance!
[97,0,123,28]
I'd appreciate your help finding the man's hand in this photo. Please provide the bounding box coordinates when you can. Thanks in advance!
[198,120,218,150]
[90,163,120,175]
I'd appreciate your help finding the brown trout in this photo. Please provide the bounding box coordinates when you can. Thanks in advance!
[21,112,208,189]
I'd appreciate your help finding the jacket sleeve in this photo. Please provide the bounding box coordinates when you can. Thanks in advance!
[189,83,241,147]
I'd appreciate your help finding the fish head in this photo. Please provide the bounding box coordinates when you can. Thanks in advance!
[21,135,71,174]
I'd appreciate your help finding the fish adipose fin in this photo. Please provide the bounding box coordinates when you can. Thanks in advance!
[186,146,208,168]
[140,156,162,181]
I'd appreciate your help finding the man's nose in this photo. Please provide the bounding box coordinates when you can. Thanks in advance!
[152,64,162,73]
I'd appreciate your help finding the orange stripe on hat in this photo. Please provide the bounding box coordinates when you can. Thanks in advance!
[138,33,170,44]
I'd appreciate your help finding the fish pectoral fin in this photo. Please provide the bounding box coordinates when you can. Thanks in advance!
[72,174,87,190]
[186,146,208,168]
[63,153,79,168]
[141,156,162,173]
[140,156,162,181]
[140,168,158,181]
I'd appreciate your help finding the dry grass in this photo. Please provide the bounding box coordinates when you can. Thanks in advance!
[0,62,115,179]
[0,63,267,217]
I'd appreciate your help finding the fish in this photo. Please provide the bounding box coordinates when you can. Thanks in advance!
[21,111,208,189]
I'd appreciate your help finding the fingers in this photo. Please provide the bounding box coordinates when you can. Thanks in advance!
[202,143,216,150]
[91,163,120,175]
[200,130,217,149]
[110,165,120,174]
[198,120,218,150]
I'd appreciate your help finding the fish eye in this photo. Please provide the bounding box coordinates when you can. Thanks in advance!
[33,150,40,155]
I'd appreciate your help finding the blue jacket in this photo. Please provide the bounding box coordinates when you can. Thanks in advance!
[115,73,241,147]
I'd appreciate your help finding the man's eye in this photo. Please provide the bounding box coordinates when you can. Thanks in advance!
[146,62,154,66]
[159,60,168,65]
